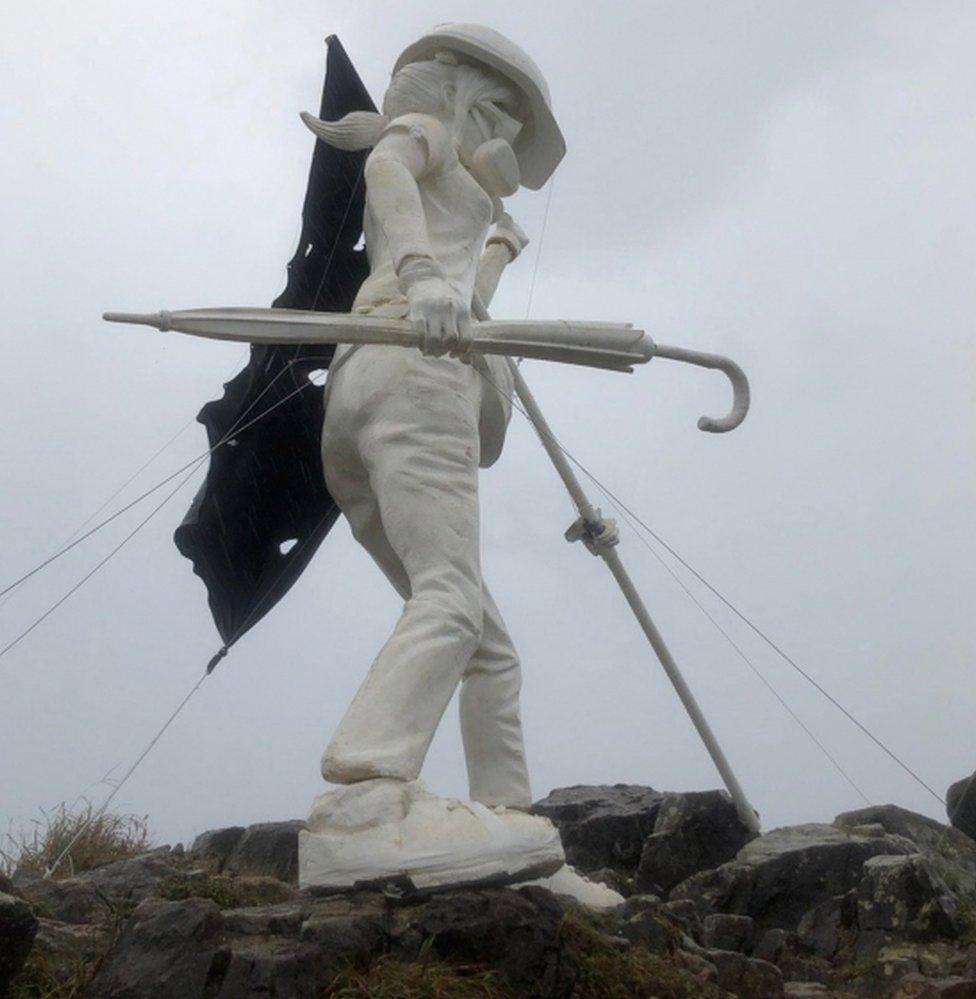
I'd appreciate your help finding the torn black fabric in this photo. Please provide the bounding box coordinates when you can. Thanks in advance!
[174,36,376,646]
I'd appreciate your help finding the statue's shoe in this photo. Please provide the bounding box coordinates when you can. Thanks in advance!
[299,778,564,892]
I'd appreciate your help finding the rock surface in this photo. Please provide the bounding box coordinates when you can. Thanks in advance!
[1,890,38,993]
[946,772,976,844]
[636,790,757,894]
[86,886,576,998]
[531,784,663,876]
[191,820,306,883]
[670,822,916,939]
[10,788,976,998]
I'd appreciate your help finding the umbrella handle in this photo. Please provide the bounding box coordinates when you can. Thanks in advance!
[651,343,751,433]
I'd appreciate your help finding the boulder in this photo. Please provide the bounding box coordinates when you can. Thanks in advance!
[87,897,225,998]
[88,885,575,998]
[835,804,976,895]
[636,790,757,894]
[701,912,754,952]
[1,890,38,993]
[856,854,962,951]
[946,773,976,844]
[12,852,179,924]
[225,820,306,883]
[670,822,915,940]
[24,918,113,985]
[389,885,573,996]
[795,890,857,959]
[706,948,784,998]
[189,825,246,870]
[531,784,663,874]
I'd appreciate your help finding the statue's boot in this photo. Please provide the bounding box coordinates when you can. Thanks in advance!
[298,778,564,892]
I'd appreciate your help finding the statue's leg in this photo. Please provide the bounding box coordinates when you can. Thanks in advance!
[322,374,486,786]
[460,587,532,809]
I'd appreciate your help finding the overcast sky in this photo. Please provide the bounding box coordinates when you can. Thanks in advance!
[2,1,974,849]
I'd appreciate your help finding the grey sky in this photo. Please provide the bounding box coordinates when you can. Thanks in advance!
[2,1,973,847]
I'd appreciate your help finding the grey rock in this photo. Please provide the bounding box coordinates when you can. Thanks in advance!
[835,803,976,895]
[670,822,914,940]
[12,870,101,924]
[0,890,38,993]
[531,784,663,874]
[947,773,976,844]
[857,853,962,944]
[618,906,674,954]
[27,918,113,984]
[618,892,663,918]
[796,890,857,959]
[701,912,753,952]
[706,948,784,998]
[189,825,246,870]
[87,897,223,998]
[12,853,178,924]
[783,984,828,997]
[636,790,757,895]
[754,927,797,964]
[225,820,306,883]
[658,898,702,938]
[88,886,575,999]
[388,886,574,997]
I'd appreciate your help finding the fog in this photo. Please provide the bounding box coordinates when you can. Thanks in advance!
[2,1,973,847]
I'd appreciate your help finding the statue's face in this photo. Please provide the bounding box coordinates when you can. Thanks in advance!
[454,89,524,167]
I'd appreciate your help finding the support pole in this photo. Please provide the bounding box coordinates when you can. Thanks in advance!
[472,295,760,834]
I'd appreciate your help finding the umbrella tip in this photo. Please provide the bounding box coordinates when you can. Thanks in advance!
[103,311,163,330]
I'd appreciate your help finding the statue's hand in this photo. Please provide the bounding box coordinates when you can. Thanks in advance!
[400,257,473,359]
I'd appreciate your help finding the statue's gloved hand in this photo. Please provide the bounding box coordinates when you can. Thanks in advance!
[400,256,473,360]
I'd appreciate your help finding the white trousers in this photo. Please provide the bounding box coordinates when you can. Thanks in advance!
[319,345,532,809]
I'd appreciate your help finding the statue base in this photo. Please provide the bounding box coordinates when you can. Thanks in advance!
[298,778,564,893]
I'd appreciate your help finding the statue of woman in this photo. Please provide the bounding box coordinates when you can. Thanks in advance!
[298,24,569,890]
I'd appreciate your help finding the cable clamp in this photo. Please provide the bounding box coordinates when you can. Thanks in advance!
[206,645,229,675]
[564,510,619,556]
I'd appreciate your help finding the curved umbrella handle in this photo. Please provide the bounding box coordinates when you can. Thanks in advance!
[651,343,751,433]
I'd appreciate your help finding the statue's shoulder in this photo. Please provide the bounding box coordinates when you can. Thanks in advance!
[376,113,455,176]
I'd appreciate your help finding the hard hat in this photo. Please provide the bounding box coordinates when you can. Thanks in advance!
[393,23,565,189]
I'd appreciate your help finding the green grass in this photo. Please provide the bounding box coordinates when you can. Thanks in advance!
[322,956,508,998]
[561,911,712,999]
[156,872,295,909]
[1,802,152,879]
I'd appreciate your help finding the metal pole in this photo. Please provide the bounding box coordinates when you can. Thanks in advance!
[472,295,760,834]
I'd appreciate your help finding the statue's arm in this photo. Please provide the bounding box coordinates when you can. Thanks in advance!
[475,212,529,310]
[364,117,472,356]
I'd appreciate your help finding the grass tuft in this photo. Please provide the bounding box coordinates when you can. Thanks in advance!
[321,955,509,998]
[1,802,152,879]
[561,911,708,999]
[156,872,295,909]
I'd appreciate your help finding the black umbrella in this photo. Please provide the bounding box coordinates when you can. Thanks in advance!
[174,36,376,653]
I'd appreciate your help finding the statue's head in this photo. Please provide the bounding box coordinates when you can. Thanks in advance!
[302,24,564,194]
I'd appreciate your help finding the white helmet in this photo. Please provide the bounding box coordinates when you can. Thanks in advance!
[393,23,565,190]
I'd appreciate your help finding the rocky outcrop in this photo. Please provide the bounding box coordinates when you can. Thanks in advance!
[531,784,663,876]
[8,788,976,997]
[636,790,757,895]
[12,851,181,924]
[85,887,577,998]
[1,890,38,993]
[670,822,916,938]
[190,819,305,883]
[946,772,976,844]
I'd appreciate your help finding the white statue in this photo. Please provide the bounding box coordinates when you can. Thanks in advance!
[103,24,755,901]
[297,24,570,891]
